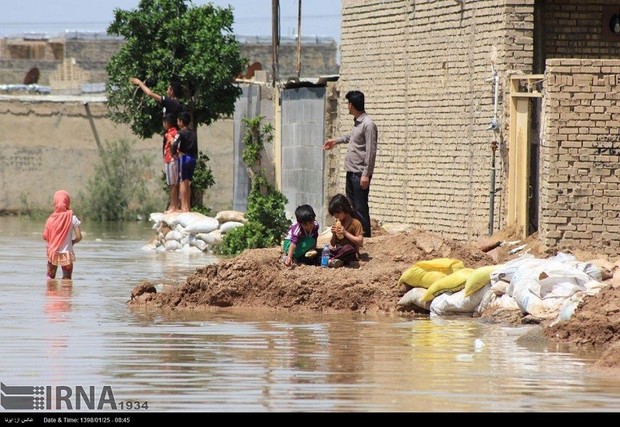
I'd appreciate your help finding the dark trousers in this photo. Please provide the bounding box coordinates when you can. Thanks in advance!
[346,171,371,237]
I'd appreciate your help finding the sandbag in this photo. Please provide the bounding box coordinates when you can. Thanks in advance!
[219,221,245,233]
[430,284,491,316]
[215,210,247,223]
[149,212,164,224]
[196,229,223,245]
[464,265,501,297]
[398,266,446,289]
[169,212,210,228]
[421,268,474,302]
[164,240,182,251]
[414,258,465,274]
[397,287,431,311]
[183,216,220,234]
[165,230,184,241]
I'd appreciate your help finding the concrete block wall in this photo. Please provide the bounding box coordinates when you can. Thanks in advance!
[0,97,234,214]
[337,0,525,241]
[540,58,620,256]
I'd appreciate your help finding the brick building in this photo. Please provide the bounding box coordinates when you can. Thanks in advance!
[332,0,620,256]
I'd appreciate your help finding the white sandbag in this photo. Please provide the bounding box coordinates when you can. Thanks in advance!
[566,261,603,282]
[219,221,245,233]
[476,293,520,317]
[180,244,204,254]
[165,230,184,241]
[397,287,431,311]
[161,211,181,227]
[490,280,509,295]
[184,217,220,234]
[169,212,210,228]
[215,210,247,223]
[196,229,223,245]
[187,235,208,251]
[584,280,606,296]
[164,240,182,251]
[430,284,491,316]
[149,212,165,224]
[491,254,537,285]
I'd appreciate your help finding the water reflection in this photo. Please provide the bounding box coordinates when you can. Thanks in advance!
[45,279,73,323]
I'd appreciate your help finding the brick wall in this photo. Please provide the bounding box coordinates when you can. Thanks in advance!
[543,0,620,59]
[337,0,528,241]
[540,58,620,256]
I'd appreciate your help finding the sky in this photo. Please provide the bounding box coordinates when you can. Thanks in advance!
[0,0,341,43]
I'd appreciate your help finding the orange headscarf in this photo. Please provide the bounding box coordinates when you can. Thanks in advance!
[43,190,74,259]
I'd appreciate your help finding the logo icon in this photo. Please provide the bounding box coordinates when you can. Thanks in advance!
[1,383,45,410]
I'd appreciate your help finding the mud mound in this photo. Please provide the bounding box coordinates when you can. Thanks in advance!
[545,282,620,348]
[129,230,495,314]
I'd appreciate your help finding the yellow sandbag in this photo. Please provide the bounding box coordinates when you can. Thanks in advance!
[463,265,501,297]
[414,258,465,275]
[398,266,447,289]
[421,268,475,302]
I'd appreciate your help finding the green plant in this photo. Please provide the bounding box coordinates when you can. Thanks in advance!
[242,115,273,172]
[218,117,290,255]
[105,0,246,139]
[79,139,164,221]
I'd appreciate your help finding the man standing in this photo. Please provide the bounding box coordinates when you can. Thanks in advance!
[129,77,185,120]
[323,90,377,237]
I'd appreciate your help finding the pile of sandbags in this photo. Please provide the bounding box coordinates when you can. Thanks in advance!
[143,210,246,254]
[397,253,606,323]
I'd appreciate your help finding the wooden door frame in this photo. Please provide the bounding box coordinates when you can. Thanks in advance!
[508,74,544,238]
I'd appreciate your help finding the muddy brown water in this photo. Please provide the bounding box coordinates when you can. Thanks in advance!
[1,217,619,412]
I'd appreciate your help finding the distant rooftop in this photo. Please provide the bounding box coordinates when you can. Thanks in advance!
[3,31,336,45]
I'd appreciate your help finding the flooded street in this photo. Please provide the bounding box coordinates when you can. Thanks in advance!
[1,216,619,412]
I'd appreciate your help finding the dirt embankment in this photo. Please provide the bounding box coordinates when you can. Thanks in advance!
[129,225,620,370]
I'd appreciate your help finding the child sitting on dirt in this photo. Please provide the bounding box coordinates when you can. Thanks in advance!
[327,194,364,268]
[282,204,320,266]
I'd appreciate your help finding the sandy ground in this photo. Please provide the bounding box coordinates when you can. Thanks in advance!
[129,222,620,370]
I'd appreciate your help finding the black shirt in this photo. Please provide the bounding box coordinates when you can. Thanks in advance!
[161,96,184,120]
[177,127,198,158]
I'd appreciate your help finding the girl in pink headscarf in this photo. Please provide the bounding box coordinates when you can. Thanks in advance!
[43,190,82,279]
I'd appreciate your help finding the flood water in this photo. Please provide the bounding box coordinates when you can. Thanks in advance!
[1,216,619,413]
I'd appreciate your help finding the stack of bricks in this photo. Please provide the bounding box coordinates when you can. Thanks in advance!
[49,57,90,95]
[541,58,620,256]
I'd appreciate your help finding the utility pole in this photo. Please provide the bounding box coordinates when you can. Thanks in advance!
[296,0,302,78]
[272,0,279,86]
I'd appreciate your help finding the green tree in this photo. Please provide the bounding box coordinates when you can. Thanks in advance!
[105,0,247,139]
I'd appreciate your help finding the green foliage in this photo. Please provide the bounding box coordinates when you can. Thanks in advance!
[79,139,164,221]
[242,116,273,169]
[191,151,215,194]
[219,117,290,256]
[105,0,247,139]
[217,221,273,256]
[245,175,290,244]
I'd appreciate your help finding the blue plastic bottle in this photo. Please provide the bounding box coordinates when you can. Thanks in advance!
[320,244,330,268]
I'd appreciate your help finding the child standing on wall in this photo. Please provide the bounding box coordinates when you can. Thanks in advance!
[43,190,82,279]
[282,205,320,266]
[327,194,364,268]
[163,113,180,213]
